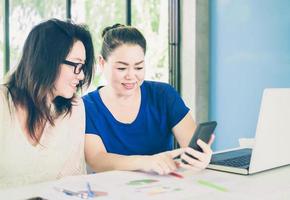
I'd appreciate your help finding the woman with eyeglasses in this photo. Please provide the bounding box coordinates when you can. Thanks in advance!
[0,18,95,188]
[83,24,214,175]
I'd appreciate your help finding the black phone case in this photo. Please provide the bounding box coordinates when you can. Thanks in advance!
[182,121,217,163]
[188,121,217,152]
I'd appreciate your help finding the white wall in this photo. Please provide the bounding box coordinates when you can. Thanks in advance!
[180,0,209,124]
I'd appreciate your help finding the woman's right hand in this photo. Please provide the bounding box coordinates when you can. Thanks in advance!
[138,148,185,175]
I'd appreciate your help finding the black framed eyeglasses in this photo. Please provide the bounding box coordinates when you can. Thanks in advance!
[63,60,85,74]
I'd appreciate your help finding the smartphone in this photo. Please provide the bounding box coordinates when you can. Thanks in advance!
[182,121,217,163]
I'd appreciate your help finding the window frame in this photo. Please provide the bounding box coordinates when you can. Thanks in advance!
[2,0,180,92]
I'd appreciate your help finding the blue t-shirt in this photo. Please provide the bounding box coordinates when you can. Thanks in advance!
[83,81,189,155]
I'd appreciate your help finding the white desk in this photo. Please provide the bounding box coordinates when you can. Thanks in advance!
[1,165,290,200]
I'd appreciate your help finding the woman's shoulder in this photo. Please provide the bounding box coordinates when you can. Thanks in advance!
[0,84,8,95]
[0,85,10,105]
[82,87,101,104]
[66,96,85,128]
[0,85,12,133]
[71,96,85,112]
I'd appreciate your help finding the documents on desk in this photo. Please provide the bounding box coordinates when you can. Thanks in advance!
[37,170,236,200]
[40,171,201,199]
[1,167,290,200]
[43,169,290,200]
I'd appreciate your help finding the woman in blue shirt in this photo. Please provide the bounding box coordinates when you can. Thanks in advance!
[83,24,214,175]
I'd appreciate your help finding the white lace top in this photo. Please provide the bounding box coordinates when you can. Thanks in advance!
[0,86,86,188]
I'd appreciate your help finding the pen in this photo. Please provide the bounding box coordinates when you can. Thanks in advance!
[86,182,95,198]
[54,187,79,196]
[169,171,184,179]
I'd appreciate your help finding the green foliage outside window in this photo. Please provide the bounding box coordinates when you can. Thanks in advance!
[1,0,168,88]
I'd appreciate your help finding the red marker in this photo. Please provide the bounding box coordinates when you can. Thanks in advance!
[169,172,184,179]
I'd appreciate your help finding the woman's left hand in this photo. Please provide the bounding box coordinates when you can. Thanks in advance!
[179,134,215,170]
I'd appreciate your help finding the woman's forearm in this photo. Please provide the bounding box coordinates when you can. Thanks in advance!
[86,152,145,172]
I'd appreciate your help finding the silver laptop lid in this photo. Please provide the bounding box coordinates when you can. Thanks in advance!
[249,88,290,174]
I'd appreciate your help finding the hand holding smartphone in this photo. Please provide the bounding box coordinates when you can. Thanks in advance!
[182,121,217,163]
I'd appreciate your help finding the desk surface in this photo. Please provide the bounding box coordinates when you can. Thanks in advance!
[1,165,290,200]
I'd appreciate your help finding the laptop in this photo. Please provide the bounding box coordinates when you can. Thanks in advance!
[207,88,290,175]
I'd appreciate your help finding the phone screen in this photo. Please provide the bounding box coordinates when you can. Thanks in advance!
[188,121,217,152]
[182,121,217,164]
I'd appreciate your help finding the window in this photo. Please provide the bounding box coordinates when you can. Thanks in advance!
[72,0,125,55]
[71,0,126,88]
[131,0,168,82]
[0,2,3,80]
[1,1,178,88]
[9,0,66,69]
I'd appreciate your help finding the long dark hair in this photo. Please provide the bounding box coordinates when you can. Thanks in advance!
[101,24,146,61]
[4,18,95,142]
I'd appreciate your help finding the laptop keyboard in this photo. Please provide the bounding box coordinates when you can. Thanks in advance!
[211,154,251,168]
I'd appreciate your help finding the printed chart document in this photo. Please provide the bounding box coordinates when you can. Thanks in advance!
[1,166,290,200]
[39,170,244,200]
